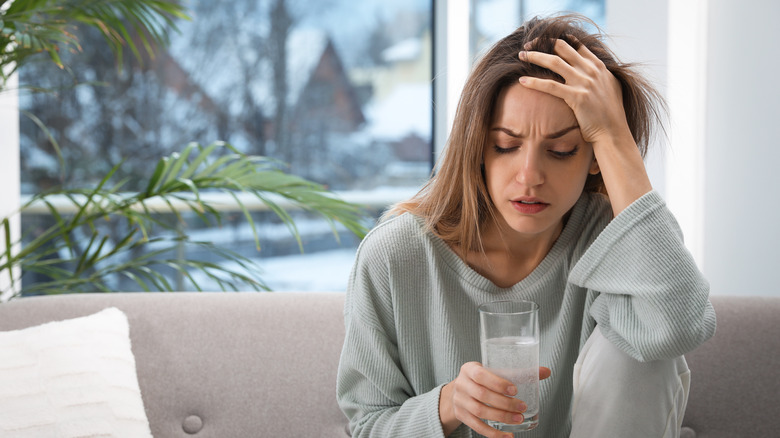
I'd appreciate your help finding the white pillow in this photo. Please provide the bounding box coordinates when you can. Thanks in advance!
[0,307,152,437]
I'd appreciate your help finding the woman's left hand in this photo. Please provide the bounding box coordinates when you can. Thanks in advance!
[517,39,629,146]
[517,39,653,216]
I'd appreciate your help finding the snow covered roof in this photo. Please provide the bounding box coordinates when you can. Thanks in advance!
[382,38,422,63]
[365,83,431,140]
[286,28,329,106]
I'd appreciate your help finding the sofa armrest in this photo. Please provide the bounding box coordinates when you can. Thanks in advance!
[681,295,780,438]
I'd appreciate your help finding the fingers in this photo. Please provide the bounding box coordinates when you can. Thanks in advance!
[521,38,603,75]
[456,399,521,438]
[518,39,607,100]
[450,362,529,437]
[517,37,624,145]
[464,362,518,397]
[519,46,578,80]
[540,366,552,380]
[517,75,567,100]
[517,42,581,101]
[459,409,516,438]
[457,363,527,413]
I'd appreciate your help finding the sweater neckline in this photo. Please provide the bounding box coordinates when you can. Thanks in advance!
[417,194,591,293]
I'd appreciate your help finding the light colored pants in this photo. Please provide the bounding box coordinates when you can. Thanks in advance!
[570,327,691,438]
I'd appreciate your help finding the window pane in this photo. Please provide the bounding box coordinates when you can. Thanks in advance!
[19,0,432,292]
[471,0,606,58]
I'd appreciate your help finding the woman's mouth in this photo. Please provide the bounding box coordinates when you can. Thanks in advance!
[511,199,548,214]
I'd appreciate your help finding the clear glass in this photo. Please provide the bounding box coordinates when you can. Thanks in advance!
[18,0,432,292]
[479,300,541,432]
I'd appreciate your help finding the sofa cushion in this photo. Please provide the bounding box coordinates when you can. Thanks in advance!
[0,308,152,437]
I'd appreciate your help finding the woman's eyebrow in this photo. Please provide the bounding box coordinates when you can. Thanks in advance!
[490,125,580,139]
[545,125,580,139]
[490,127,523,138]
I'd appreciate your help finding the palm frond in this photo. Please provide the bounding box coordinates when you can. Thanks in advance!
[1,0,189,86]
[1,143,370,298]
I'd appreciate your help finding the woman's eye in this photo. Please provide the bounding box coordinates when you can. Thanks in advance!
[550,145,580,158]
[493,144,518,154]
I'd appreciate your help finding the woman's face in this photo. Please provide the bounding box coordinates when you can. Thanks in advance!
[483,82,600,240]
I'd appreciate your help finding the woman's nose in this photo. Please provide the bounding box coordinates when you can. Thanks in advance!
[516,149,544,187]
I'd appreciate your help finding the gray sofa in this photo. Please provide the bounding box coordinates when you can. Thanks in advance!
[0,293,777,437]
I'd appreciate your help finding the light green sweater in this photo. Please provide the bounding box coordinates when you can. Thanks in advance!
[337,191,716,438]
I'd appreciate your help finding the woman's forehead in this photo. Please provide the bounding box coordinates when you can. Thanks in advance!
[491,83,577,134]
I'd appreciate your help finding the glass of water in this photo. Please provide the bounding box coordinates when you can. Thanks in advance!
[479,300,540,432]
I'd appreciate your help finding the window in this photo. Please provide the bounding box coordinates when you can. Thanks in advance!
[13,0,605,293]
[17,0,433,292]
[471,0,605,59]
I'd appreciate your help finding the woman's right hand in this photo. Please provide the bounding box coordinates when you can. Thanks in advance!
[439,362,529,438]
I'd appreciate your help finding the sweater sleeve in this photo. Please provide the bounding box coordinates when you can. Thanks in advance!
[336,230,447,438]
[568,191,717,362]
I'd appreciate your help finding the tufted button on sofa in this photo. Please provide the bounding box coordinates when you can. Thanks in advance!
[182,415,203,434]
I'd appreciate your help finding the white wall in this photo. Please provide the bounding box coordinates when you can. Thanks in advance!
[611,0,780,296]
[607,0,780,295]
[606,0,669,196]
[702,0,780,295]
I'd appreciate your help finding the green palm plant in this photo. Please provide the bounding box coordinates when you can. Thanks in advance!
[1,142,368,298]
[1,0,187,84]
[1,0,370,298]
[2,0,190,163]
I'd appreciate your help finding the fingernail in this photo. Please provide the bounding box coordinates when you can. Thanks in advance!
[512,414,524,423]
[518,51,528,61]
[517,402,528,413]
[518,77,527,84]
[505,385,517,396]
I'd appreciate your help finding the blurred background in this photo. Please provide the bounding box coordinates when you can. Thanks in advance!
[1,0,777,296]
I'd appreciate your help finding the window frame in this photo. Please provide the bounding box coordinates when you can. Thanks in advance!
[0,70,21,299]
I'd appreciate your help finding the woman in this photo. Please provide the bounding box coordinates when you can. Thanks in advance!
[337,15,715,438]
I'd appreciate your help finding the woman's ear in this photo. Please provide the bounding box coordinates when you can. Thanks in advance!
[588,157,600,175]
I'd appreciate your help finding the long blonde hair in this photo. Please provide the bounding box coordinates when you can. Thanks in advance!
[391,14,665,256]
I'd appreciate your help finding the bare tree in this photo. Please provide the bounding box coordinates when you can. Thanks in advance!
[20,25,220,192]
[270,0,292,163]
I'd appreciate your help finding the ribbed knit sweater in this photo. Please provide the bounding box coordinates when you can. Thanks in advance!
[337,191,716,438]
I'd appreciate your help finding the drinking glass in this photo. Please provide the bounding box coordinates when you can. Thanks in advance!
[479,300,540,432]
